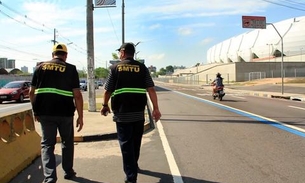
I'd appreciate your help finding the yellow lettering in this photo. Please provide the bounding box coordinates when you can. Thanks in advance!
[59,67,65,72]
[117,64,140,72]
[41,63,66,72]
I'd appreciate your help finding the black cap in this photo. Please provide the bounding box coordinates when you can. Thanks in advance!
[116,42,135,54]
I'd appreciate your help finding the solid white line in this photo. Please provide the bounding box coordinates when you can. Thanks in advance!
[231,95,246,99]
[175,90,305,134]
[157,121,184,183]
[288,105,305,111]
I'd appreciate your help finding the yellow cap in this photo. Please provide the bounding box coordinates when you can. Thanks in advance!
[52,43,68,53]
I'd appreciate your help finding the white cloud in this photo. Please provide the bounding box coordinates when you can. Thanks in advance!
[200,38,214,45]
[136,0,269,20]
[177,27,192,36]
[149,24,162,30]
[147,53,165,60]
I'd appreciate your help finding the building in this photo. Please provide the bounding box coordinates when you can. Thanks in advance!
[21,66,29,73]
[148,65,157,73]
[207,16,305,63]
[0,58,15,69]
[0,58,7,68]
[7,59,15,68]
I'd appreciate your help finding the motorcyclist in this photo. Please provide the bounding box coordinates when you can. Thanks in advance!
[212,73,224,95]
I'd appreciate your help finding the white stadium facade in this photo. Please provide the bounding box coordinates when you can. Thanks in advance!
[166,16,305,84]
[207,16,305,64]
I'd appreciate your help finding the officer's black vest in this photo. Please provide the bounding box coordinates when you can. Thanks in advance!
[111,59,147,113]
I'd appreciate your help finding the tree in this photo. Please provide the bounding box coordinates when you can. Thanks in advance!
[166,65,174,73]
[112,53,119,60]
[158,68,167,75]
[95,67,109,79]
[78,70,87,78]
[195,63,200,67]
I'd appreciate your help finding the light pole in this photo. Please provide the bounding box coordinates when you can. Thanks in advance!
[267,23,284,95]
[134,42,141,59]
[266,43,272,62]
[135,51,140,59]
[135,41,141,47]
[301,48,303,61]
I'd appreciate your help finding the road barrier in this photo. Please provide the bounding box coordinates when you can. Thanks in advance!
[0,104,41,183]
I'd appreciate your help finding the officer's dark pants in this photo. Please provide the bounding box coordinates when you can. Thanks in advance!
[39,116,74,183]
[116,120,145,183]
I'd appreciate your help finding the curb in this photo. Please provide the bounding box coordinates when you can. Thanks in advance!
[227,88,305,102]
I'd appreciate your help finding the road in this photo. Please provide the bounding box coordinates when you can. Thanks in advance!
[4,83,305,183]
[154,83,305,183]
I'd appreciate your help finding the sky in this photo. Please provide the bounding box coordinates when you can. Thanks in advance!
[0,0,305,73]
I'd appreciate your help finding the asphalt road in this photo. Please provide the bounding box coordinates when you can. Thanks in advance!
[154,83,305,183]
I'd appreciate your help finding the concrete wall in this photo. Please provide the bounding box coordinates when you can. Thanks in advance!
[166,62,305,84]
[0,104,41,183]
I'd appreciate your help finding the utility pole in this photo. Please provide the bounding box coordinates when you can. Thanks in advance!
[122,0,125,44]
[86,0,96,112]
[51,28,57,45]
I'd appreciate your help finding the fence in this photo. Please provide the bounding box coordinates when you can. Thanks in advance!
[0,75,32,87]
[155,68,305,86]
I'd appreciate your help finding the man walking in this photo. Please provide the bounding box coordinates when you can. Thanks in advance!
[101,42,161,183]
[29,43,83,183]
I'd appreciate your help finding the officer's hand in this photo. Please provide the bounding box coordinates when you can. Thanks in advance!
[152,109,161,122]
[100,106,111,116]
[76,117,83,132]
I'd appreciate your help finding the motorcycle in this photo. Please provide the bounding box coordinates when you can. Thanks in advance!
[212,85,225,101]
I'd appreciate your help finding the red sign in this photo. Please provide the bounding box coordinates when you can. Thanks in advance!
[242,16,266,29]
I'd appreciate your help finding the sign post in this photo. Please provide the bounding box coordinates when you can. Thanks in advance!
[242,16,285,95]
[242,16,266,29]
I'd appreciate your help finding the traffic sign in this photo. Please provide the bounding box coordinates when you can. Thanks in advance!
[242,16,266,29]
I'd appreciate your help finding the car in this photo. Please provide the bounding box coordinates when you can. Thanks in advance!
[80,80,99,91]
[96,81,103,86]
[0,81,31,104]
[94,81,99,89]
[80,80,87,91]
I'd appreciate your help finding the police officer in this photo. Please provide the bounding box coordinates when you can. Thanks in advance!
[101,42,161,183]
[29,43,83,183]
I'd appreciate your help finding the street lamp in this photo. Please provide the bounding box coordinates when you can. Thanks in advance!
[267,23,284,95]
[135,41,141,47]
[266,43,272,62]
[135,51,140,59]
[301,48,303,61]
[134,42,141,59]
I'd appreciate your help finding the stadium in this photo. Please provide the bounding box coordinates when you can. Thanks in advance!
[169,16,305,84]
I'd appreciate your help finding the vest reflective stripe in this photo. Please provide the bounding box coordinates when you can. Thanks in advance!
[111,88,146,97]
[35,88,73,97]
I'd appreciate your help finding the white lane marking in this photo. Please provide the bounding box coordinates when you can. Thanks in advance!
[231,95,246,99]
[157,121,184,183]
[175,90,305,134]
[288,105,305,111]
[147,95,183,183]
[196,93,246,99]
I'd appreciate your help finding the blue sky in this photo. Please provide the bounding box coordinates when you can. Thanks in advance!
[0,0,304,73]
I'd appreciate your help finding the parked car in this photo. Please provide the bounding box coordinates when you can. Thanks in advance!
[97,81,103,86]
[0,81,31,104]
[94,81,99,89]
[80,80,87,91]
[80,80,99,91]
